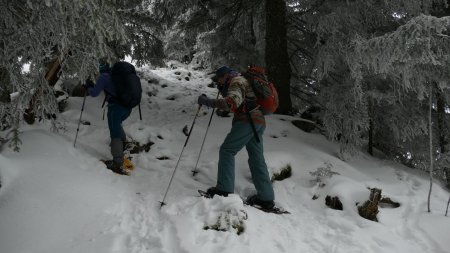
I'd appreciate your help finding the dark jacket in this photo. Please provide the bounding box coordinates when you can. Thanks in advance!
[88,73,117,103]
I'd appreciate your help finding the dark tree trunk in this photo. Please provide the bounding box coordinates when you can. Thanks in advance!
[265,0,292,115]
[368,99,374,156]
[436,88,447,153]
[368,119,374,156]
[436,86,450,186]
[0,67,11,103]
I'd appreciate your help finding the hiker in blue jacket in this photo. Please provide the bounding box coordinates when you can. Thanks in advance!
[86,61,131,175]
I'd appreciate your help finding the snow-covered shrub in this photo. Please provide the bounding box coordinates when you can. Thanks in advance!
[310,162,340,188]
[271,164,292,182]
[203,210,248,235]
[6,127,21,152]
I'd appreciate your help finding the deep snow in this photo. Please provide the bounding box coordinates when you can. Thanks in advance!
[0,63,449,253]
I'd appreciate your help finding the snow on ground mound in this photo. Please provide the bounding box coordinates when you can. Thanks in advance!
[0,63,449,253]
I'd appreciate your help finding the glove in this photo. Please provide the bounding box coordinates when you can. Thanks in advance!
[82,79,95,90]
[216,109,230,117]
[197,94,214,108]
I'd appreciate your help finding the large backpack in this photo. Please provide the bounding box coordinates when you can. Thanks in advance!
[110,61,142,108]
[243,66,279,115]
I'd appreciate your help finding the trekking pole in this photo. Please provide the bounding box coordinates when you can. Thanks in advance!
[74,90,87,147]
[160,105,202,208]
[138,103,142,120]
[101,95,107,120]
[192,92,219,176]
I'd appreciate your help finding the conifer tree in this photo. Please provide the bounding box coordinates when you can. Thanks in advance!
[0,0,130,129]
[300,0,450,162]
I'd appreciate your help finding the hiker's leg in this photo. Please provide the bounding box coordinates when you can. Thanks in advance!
[246,124,274,201]
[108,104,126,163]
[120,127,127,142]
[110,138,123,164]
[119,105,132,142]
[217,121,254,193]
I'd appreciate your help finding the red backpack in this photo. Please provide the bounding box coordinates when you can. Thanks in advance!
[243,66,279,115]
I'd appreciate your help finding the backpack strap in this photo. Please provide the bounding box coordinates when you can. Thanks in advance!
[101,94,108,108]
[244,97,259,111]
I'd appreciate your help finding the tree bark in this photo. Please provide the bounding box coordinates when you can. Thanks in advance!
[436,85,450,186]
[0,67,11,103]
[265,0,292,115]
[428,85,433,213]
[368,119,373,155]
[358,188,382,221]
[368,98,374,156]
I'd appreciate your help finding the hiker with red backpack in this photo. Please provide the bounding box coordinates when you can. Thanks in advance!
[85,60,142,175]
[197,66,277,209]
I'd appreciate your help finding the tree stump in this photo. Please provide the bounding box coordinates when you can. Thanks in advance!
[358,188,382,221]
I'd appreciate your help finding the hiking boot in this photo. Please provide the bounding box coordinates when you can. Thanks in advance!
[104,160,130,176]
[246,195,275,209]
[206,187,232,198]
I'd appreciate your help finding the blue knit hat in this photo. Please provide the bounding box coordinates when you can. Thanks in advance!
[212,66,233,81]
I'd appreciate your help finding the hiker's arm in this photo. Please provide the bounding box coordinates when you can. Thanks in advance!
[213,79,245,112]
[198,78,245,111]
[88,74,108,97]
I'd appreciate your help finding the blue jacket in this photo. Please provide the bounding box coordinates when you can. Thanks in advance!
[88,73,117,102]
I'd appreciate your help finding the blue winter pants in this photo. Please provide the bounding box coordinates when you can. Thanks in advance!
[107,103,131,139]
[107,103,131,163]
[216,121,274,201]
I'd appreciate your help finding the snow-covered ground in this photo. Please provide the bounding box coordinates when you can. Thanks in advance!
[1,64,449,253]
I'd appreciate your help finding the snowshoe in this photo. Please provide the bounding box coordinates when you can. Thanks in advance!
[244,195,290,214]
[198,187,231,198]
[245,195,275,209]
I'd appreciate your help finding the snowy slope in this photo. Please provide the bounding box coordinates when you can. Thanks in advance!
[0,64,449,253]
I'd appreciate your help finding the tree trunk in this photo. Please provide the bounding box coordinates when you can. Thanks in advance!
[368,119,373,156]
[265,0,292,115]
[368,99,374,156]
[436,85,450,186]
[428,85,433,213]
[0,67,11,103]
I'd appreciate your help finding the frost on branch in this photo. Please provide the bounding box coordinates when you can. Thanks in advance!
[349,15,450,94]
[0,1,127,130]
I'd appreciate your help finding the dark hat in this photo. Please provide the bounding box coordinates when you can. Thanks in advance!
[211,66,233,82]
[98,62,110,73]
